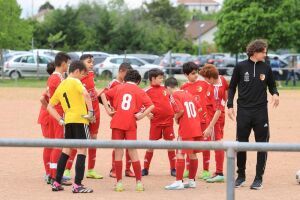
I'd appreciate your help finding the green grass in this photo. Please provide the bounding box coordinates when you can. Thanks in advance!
[0,77,148,89]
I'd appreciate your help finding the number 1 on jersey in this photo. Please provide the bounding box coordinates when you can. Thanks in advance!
[184,101,196,118]
[63,92,71,108]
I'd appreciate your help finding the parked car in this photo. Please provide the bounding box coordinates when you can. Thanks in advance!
[3,53,54,79]
[125,54,159,64]
[95,56,164,80]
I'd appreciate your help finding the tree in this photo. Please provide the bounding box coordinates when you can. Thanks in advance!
[215,0,300,53]
[38,1,54,13]
[47,31,66,49]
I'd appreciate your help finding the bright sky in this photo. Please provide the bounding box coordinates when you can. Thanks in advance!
[17,0,223,18]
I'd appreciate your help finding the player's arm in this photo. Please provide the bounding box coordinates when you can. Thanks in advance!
[47,93,64,125]
[40,91,48,108]
[100,92,115,117]
[204,107,221,138]
[174,110,184,124]
[135,105,154,121]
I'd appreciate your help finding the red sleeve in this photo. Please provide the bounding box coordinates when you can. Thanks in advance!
[213,87,222,111]
[140,92,153,108]
[104,86,117,102]
[170,93,184,113]
[48,77,61,97]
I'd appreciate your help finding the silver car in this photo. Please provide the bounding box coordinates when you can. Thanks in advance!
[3,53,54,79]
[95,56,165,80]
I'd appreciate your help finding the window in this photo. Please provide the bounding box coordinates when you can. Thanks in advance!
[20,56,35,64]
[38,56,50,64]
[110,58,123,64]
[13,57,22,62]
[129,58,143,66]
[205,6,209,12]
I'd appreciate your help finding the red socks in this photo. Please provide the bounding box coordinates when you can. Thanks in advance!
[132,161,142,181]
[189,159,198,179]
[43,148,52,175]
[168,150,176,169]
[215,150,224,174]
[111,150,115,171]
[185,156,190,171]
[203,150,210,171]
[65,149,77,170]
[143,151,153,169]
[88,148,97,170]
[50,148,62,178]
[176,159,185,181]
[115,160,122,182]
[125,150,131,171]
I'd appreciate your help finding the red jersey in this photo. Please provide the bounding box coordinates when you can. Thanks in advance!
[47,72,64,115]
[144,85,174,126]
[107,79,122,89]
[170,90,202,139]
[105,82,153,131]
[180,80,209,124]
[37,92,49,125]
[81,71,98,103]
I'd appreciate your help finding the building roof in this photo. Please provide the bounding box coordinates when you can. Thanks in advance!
[177,0,219,5]
[185,20,217,39]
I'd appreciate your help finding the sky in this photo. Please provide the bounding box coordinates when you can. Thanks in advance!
[17,0,223,18]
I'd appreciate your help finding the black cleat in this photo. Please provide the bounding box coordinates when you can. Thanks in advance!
[142,168,149,176]
[235,176,246,188]
[250,178,263,190]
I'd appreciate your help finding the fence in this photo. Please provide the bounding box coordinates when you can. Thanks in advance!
[1,138,300,200]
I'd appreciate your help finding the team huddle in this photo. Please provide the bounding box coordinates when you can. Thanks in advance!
[37,52,228,193]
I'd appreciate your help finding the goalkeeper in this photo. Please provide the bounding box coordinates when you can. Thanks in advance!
[47,60,95,193]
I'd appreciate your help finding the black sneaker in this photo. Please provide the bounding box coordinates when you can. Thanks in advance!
[250,178,263,190]
[72,184,93,193]
[235,176,246,188]
[170,168,176,177]
[142,168,149,176]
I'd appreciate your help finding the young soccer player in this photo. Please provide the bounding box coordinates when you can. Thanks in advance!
[64,54,103,180]
[141,68,176,177]
[101,69,154,192]
[48,60,94,193]
[199,64,228,183]
[99,63,135,178]
[38,62,55,184]
[180,62,211,180]
[164,77,202,190]
[47,52,71,184]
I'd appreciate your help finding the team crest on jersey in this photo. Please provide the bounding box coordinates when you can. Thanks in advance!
[163,90,167,96]
[197,86,202,92]
[260,74,265,81]
[207,91,210,96]
[244,72,249,82]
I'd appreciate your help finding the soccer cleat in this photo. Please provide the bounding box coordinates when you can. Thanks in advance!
[198,170,211,180]
[52,181,64,191]
[72,183,93,193]
[109,169,116,178]
[183,179,196,188]
[114,182,125,192]
[136,181,145,192]
[165,181,185,190]
[183,170,189,178]
[86,169,103,179]
[142,168,149,176]
[125,169,135,177]
[61,176,72,186]
[63,169,71,180]
[45,175,52,184]
[206,175,225,183]
[235,176,246,188]
[170,168,176,177]
[250,178,263,190]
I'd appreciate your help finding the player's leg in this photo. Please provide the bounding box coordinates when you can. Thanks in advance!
[183,153,198,188]
[41,124,52,183]
[163,126,176,177]
[110,150,116,178]
[112,129,125,191]
[198,123,211,180]
[235,107,252,188]
[125,149,135,177]
[63,148,77,180]
[142,125,158,176]
[165,152,185,190]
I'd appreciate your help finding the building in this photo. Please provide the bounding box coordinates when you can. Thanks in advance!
[185,20,217,44]
[177,0,220,13]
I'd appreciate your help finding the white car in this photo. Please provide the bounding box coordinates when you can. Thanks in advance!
[3,53,54,79]
[95,56,165,80]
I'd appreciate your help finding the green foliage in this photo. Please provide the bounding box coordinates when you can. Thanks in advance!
[0,0,33,50]
[216,0,300,53]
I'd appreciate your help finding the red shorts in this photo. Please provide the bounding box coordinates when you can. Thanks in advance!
[112,128,137,140]
[177,136,202,154]
[89,108,100,135]
[149,125,175,140]
[41,123,50,138]
[49,116,64,139]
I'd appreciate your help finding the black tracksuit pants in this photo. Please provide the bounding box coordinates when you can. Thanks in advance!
[236,106,270,180]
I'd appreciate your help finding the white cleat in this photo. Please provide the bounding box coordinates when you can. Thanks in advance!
[165,181,185,190]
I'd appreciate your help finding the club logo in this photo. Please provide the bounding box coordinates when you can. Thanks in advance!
[197,86,202,92]
[163,90,167,96]
[244,72,249,82]
[260,74,265,81]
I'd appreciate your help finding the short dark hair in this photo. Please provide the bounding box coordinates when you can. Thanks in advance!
[69,61,87,73]
[80,54,93,61]
[46,61,55,75]
[148,68,164,81]
[55,52,71,67]
[182,62,199,75]
[164,77,178,88]
[199,64,219,79]
[246,39,268,57]
[119,62,132,72]
[124,69,141,84]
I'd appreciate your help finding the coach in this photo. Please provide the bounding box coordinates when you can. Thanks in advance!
[227,39,279,190]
